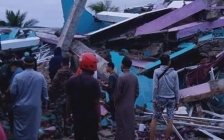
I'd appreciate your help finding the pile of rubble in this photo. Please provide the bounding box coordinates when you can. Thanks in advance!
[2,0,224,139]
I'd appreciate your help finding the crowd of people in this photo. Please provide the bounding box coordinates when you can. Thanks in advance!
[0,46,180,140]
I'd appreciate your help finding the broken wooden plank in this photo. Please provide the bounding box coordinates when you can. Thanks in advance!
[180,79,224,103]
[57,0,87,57]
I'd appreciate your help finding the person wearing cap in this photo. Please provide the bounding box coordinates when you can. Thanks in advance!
[23,50,37,71]
[66,53,101,140]
[10,56,49,140]
[114,56,139,140]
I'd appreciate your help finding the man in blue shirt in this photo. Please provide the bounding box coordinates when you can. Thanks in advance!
[10,57,48,139]
[5,61,23,134]
[9,61,23,84]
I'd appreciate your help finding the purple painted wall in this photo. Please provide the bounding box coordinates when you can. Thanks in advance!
[168,22,202,32]
[135,0,207,36]
[177,17,224,39]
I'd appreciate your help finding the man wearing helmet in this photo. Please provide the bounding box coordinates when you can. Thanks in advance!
[66,53,101,140]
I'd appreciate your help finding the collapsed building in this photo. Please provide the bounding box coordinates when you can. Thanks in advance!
[1,0,224,139]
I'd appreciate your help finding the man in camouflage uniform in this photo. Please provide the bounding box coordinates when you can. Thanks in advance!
[49,58,73,101]
[48,58,73,137]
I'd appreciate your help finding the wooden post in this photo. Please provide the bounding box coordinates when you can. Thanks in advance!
[57,0,87,58]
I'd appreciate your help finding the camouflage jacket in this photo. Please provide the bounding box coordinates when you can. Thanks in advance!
[49,67,74,97]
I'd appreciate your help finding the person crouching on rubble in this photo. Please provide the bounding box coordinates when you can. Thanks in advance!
[150,54,180,140]
[10,56,49,140]
[66,53,101,140]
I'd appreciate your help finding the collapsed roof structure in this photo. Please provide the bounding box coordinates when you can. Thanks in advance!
[2,0,224,139]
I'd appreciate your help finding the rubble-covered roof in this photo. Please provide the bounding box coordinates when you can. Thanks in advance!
[86,8,174,44]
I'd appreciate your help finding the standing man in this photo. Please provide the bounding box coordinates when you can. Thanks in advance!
[150,54,180,140]
[49,58,73,137]
[7,61,23,134]
[10,57,49,140]
[114,56,139,140]
[9,61,23,84]
[66,53,101,140]
[49,47,63,81]
[101,62,118,125]
[49,58,73,101]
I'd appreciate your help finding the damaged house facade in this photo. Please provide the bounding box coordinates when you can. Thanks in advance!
[1,0,224,139]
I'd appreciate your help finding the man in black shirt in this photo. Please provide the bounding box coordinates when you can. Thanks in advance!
[101,62,118,125]
[66,53,101,140]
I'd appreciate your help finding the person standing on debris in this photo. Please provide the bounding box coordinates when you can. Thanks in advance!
[49,47,63,81]
[101,62,118,125]
[66,53,101,140]
[49,57,73,101]
[150,54,180,140]
[10,56,49,140]
[9,61,23,85]
[114,56,139,140]
[7,61,23,134]
[49,58,73,136]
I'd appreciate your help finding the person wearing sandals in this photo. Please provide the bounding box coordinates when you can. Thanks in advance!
[150,54,180,140]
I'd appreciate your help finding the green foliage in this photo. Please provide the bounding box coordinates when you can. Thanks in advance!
[88,0,119,13]
[0,10,39,27]
[0,20,7,26]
